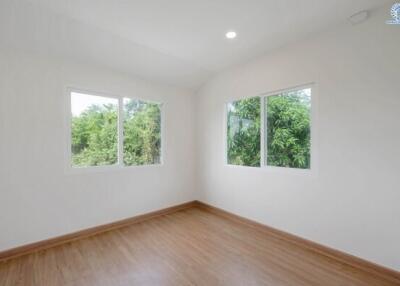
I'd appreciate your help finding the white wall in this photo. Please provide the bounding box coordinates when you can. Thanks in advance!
[0,0,399,273]
[0,48,196,251]
[194,4,400,271]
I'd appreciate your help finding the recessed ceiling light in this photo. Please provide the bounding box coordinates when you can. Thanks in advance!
[225,31,237,39]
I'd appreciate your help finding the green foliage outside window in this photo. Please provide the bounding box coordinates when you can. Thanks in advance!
[71,104,118,167]
[226,88,311,169]
[227,97,261,167]
[123,99,161,166]
[266,89,311,169]
[71,95,161,167]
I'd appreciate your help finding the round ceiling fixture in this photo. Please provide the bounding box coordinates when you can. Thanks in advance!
[225,31,237,39]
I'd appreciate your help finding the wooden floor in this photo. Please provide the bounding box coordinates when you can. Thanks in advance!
[0,207,397,286]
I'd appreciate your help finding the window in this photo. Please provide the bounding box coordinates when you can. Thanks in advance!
[69,90,162,169]
[227,97,261,167]
[71,92,118,167]
[265,88,311,169]
[123,99,162,166]
[226,86,312,170]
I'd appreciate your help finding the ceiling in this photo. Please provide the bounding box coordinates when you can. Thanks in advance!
[0,0,388,90]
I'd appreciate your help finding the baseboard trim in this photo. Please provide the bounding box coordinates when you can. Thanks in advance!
[0,201,196,262]
[194,200,400,284]
[1,200,399,284]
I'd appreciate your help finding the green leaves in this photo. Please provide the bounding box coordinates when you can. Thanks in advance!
[266,89,311,169]
[71,98,161,167]
[227,97,261,167]
[71,103,118,167]
[226,88,311,169]
[123,100,161,166]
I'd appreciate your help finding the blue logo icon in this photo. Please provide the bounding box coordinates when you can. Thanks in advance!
[386,3,400,24]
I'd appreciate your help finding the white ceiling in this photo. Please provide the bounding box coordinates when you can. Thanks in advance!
[0,0,388,89]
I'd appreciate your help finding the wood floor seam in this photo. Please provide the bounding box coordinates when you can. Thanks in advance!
[0,201,398,286]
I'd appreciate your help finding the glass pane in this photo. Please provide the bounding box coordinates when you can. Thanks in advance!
[227,97,261,167]
[71,92,118,167]
[266,88,311,169]
[123,98,161,166]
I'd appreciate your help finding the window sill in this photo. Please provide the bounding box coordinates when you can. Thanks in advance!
[65,162,164,175]
[224,163,316,176]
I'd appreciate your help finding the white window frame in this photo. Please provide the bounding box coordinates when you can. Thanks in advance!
[224,83,317,174]
[224,95,262,169]
[65,87,164,173]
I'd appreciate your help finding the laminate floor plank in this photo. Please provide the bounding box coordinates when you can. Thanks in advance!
[0,207,398,286]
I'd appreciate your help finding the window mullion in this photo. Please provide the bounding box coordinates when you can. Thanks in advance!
[260,96,265,167]
[118,98,124,166]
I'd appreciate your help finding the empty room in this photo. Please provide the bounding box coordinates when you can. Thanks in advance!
[0,0,399,285]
